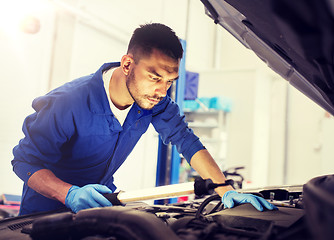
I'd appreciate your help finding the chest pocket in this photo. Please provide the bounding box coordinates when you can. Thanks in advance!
[64,114,121,161]
[76,114,122,136]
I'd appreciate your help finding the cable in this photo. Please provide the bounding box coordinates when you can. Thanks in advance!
[195,194,222,219]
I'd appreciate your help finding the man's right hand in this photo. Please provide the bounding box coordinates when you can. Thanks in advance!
[65,184,113,213]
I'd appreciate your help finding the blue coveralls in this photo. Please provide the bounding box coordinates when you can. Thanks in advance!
[12,62,204,215]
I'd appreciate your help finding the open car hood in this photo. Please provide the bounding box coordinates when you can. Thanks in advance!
[201,0,334,115]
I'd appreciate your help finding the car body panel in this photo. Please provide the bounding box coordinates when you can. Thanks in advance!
[201,0,334,115]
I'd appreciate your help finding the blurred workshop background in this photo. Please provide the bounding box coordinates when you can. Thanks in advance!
[1,0,334,199]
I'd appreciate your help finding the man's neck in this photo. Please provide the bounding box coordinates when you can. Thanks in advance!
[109,67,134,110]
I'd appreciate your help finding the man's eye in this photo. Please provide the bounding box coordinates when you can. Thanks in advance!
[150,75,160,81]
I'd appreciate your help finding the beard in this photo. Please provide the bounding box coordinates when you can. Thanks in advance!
[126,69,163,110]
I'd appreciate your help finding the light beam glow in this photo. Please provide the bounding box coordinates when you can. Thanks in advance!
[0,0,51,36]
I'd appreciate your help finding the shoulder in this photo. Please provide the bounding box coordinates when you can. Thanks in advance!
[152,95,182,119]
[32,62,119,115]
[152,95,180,115]
[32,75,94,113]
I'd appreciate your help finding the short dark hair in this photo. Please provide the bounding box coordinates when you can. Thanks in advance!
[127,23,183,63]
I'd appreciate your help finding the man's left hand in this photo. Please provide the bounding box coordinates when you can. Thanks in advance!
[222,190,278,211]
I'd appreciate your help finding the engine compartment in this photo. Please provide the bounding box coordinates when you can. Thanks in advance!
[0,185,311,240]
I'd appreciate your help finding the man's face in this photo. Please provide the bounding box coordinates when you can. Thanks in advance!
[126,49,180,110]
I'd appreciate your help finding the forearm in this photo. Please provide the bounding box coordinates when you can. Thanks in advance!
[190,149,234,197]
[27,169,72,205]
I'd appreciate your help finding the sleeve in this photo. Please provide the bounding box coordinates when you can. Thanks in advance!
[151,96,205,163]
[11,94,75,183]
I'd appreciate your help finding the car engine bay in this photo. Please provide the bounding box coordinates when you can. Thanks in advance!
[0,182,313,240]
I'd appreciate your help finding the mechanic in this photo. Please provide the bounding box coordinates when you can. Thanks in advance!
[12,23,276,215]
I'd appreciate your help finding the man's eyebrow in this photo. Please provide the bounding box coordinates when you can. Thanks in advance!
[147,67,162,78]
[147,67,179,81]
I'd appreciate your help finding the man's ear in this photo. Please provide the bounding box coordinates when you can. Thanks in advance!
[121,54,134,76]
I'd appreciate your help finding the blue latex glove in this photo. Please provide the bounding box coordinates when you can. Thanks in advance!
[65,184,112,213]
[222,190,278,211]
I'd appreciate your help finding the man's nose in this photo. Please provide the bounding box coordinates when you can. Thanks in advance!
[155,81,169,97]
